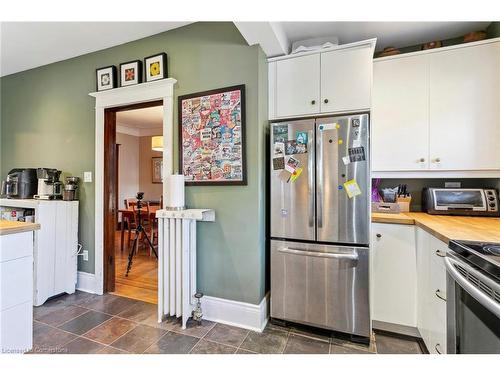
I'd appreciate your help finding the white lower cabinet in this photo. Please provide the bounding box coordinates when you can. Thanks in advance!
[415,228,447,354]
[0,231,35,353]
[371,223,417,328]
[372,223,447,353]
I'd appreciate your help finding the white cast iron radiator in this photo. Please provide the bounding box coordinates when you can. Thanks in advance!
[156,209,215,328]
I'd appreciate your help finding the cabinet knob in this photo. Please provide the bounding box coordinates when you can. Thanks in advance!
[419,158,425,163]
[433,157,441,163]
[323,99,329,104]
[376,233,382,238]
[311,100,316,105]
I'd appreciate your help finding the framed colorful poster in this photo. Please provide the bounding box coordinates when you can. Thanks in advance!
[178,85,246,185]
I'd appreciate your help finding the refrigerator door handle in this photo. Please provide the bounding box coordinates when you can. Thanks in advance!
[278,247,358,260]
[308,129,314,228]
[317,129,323,228]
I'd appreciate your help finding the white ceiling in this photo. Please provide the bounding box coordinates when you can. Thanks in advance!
[235,21,492,57]
[0,22,192,76]
[0,21,492,76]
[117,106,163,137]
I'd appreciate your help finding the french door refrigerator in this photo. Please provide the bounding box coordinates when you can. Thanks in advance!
[270,113,370,339]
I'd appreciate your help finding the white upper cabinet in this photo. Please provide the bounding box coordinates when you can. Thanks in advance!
[320,45,372,113]
[372,38,500,176]
[429,42,500,171]
[372,54,430,171]
[269,39,376,119]
[275,54,320,118]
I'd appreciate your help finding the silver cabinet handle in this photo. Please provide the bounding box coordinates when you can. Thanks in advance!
[435,289,446,301]
[445,257,500,318]
[435,249,446,258]
[419,158,425,163]
[432,158,441,163]
[279,247,358,260]
[376,233,382,238]
[435,344,442,354]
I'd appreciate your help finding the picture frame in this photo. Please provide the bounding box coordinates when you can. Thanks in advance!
[178,84,247,186]
[119,60,142,87]
[96,66,117,91]
[152,157,163,184]
[144,53,168,82]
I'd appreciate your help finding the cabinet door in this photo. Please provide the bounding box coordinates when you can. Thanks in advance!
[275,54,320,117]
[320,45,372,113]
[429,42,500,170]
[372,55,430,171]
[415,227,431,347]
[371,223,417,327]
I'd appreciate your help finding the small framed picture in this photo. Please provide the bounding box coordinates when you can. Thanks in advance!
[144,53,168,82]
[119,60,142,87]
[96,66,117,91]
[152,157,163,184]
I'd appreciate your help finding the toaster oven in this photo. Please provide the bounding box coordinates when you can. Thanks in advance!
[422,188,499,216]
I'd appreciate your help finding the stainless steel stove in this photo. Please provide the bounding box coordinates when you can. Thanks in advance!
[446,240,500,354]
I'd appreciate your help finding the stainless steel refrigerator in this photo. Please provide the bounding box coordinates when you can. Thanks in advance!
[270,113,370,339]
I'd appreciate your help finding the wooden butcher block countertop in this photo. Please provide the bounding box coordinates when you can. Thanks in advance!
[372,212,500,244]
[0,220,40,236]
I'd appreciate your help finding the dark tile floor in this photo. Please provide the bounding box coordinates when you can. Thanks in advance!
[31,291,423,354]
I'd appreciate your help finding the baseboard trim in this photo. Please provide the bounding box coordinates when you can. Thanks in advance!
[202,293,269,332]
[372,320,421,338]
[76,271,100,294]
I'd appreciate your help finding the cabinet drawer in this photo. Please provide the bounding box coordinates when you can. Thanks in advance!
[0,231,33,262]
[0,301,33,353]
[0,256,33,310]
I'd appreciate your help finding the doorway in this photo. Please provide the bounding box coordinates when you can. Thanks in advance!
[103,100,164,304]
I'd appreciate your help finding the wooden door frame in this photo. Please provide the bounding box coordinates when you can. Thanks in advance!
[89,78,176,295]
[103,100,164,293]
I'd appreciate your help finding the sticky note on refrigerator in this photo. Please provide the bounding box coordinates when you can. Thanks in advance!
[344,179,362,198]
[342,156,351,165]
[352,139,362,148]
[290,167,303,183]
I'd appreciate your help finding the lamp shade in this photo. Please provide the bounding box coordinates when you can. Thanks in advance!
[151,136,163,152]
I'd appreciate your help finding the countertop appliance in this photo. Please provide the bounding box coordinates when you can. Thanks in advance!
[1,168,38,199]
[446,240,500,354]
[423,188,499,216]
[270,114,370,340]
[63,176,80,201]
[34,168,63,200]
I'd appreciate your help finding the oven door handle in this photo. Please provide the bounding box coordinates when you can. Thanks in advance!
[445,257,500,318]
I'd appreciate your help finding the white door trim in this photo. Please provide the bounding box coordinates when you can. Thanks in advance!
[89,78,177,294]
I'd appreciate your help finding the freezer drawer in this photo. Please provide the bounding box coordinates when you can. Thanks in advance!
[270,239,370,337]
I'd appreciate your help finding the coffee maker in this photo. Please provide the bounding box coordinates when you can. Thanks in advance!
[34,168,63,200]
[1,168,38,199]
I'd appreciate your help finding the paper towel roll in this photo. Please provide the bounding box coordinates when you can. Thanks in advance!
[165,174,185,209]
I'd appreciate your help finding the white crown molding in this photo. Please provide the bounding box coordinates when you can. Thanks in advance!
[116,124,162,137]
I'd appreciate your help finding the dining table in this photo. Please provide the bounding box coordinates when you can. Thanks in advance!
[118,206,161,253]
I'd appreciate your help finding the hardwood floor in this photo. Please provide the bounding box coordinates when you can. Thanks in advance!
[111,230,158,304]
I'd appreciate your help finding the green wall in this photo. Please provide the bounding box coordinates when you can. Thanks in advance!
[0,22,268,305]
